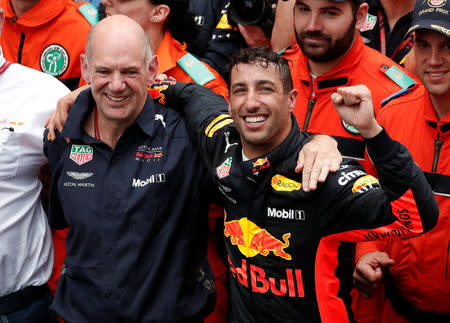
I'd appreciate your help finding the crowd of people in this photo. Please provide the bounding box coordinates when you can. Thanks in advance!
[0,0,448,322]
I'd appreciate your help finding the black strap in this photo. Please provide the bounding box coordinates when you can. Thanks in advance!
[0,284,51,314]
[333,136,366,160]
[424,171,450,196]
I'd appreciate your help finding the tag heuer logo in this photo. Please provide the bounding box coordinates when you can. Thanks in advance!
[40,44,69,76]
[217,157,232,179]
[70,145,93,165]
[360,13,377,32]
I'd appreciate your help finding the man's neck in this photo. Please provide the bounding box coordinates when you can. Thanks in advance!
[147,26,165,57]
[430,92,450,121]
[380,0,415,31]
[10,0,40,17]
[84,108,133,149]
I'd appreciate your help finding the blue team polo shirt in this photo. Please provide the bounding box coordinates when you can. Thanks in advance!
[44,89,215,322]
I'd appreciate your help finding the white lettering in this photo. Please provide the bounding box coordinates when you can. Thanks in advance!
[267,208,305,221]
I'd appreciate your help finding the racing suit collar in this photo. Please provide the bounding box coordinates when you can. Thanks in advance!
[240,114,307,176]
[61,88,158,141]
[423,89,450,138]
[297,35,365,92]
[2,0,65,28]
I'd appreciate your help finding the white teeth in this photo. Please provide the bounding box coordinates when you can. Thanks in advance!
[107,95,125,102]
[245,116,266,123]
[428,72,446,77]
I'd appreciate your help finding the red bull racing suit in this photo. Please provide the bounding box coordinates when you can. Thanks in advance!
[157,83,438,323]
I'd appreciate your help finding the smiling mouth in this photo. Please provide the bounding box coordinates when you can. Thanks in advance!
[106,94,127,102]
[426,71,448,77]
[244,115,268,125]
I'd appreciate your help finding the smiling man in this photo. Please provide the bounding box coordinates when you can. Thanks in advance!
[282,0,417,165]
[352,1,450,321]
[43,15,216,322]
[155,46,438,322]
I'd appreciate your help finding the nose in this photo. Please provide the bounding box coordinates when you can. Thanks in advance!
[306,13,322,32]
[108,71,126,92]
[428,47,443,67]
[244,89,260,112]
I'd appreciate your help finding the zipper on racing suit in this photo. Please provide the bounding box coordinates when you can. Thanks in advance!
[17,33,25,64]
[303,77,317,131]
[430,133,448,279]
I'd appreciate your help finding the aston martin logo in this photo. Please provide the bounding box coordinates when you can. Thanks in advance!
[66,171,94,180]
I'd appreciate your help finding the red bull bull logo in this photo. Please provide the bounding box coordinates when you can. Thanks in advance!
[252,157,270,173]
[228,256,305,298]
[224,216,291,260]
[148,85,168,104]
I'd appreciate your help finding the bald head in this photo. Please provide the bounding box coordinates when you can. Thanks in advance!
[85,15,153,70]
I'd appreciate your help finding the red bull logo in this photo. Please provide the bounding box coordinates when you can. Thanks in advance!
[224,216,291,260]
[228,256,305,298]
[148,85,168,104]
[252,157,270,173]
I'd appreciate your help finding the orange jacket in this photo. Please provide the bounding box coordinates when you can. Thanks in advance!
[157,30,228,98]
[0,0,96,90]
[282,36,417,166]
[353,84,450,321]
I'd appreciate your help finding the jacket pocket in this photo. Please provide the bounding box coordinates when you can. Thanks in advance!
[0,129,21,180]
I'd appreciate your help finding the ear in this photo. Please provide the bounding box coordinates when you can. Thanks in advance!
[150,4,170,24]
[146,55,159,87]
[355,3,369,31]
[288,89,298,113]
[80,53,91,84]
[228,101,233,117]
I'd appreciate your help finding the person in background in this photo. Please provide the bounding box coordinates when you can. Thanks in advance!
[0,5,69,322]
[352,1,450,322]
[282,0,417,169]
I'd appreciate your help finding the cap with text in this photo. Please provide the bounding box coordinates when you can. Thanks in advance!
[406,0,450,38]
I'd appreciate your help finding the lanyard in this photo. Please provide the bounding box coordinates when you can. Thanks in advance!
[0,60,11,74]
[94,107,101,140]
[377,10,413,60]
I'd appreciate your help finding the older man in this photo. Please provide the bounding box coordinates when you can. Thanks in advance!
[0,4,69,322]
[44,15,215,322]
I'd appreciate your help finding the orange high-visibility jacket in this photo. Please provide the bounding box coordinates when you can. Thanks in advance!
[282,36,417,167]
[353,84,450,322]
[0,0,95,90]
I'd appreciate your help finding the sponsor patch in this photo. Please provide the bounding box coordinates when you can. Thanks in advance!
[217,157,233,179]
[360,13,377,32]
[132,173,165,187]
[352,175,380,193]
[66,171,93,180]
[135,145,163,163]
[252,157,270,172]
[271,174,302,192]
[155,114,166,128]
[267,207,305,221]
[40,44,69,77]
[224,131,238,153]
[337,169,366,186]
[70,145,93,165]
[149,85,168,104]
[224,216,291,260]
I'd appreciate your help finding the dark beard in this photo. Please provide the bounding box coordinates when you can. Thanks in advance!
[295,15,357,63]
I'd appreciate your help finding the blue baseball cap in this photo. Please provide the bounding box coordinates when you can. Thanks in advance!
[406,0,450,39]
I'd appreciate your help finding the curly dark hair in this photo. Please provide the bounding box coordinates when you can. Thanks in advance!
[228,47,294,94]
[149,0,199,51]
